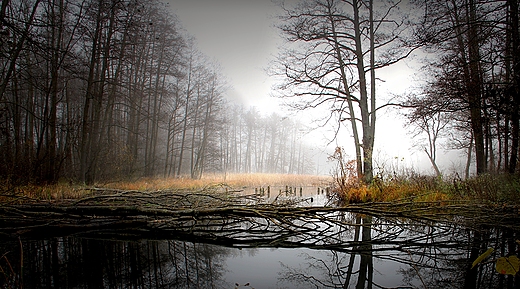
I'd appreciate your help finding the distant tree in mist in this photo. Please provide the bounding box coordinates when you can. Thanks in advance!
[404,102,449,178]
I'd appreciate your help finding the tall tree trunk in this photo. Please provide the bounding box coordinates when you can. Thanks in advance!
[354,0,374,183]
[88,0,114,182]
[467,0,486,174]
[79,0,103,184]
[45,0,66,183]
[189,83,201,177]
[0,0,42,101]
[177,55,193,177]
[192,98,213,179]
[465,132,474,179]
[366,0,376,183]
[102,9,130,177]
[327,3,362,178]
[508,0,519,174]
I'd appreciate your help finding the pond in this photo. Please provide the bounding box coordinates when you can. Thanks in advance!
[0,192,519,288]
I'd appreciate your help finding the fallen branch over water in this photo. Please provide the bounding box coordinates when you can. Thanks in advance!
[0,187,519,246]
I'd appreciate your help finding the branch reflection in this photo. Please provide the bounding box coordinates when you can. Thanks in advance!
[277,213,519,289]
[0,211,518,288]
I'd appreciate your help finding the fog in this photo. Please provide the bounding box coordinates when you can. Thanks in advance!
[168,0,452,175]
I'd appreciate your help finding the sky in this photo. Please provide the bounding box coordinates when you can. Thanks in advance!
[165,0,464,175]
[168,0,283,111]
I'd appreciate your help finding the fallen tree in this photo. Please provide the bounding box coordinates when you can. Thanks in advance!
[0,186,519,247]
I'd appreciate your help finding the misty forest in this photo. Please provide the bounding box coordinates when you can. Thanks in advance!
[1,0,519,185]
[1,0,520,288]
[0,0,318,185]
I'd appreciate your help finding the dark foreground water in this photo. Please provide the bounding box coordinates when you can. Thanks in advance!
[1,198,519,288]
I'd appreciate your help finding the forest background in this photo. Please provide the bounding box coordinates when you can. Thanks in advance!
[0,0,326,185]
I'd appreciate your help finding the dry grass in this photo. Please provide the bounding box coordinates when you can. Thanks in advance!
[1,173,332,201]
[6,171,517,206]
[330,171,456,204]
[331,173,520,205]
[333,182,452,204]
[103,173,331,191]
[1,183,87,202]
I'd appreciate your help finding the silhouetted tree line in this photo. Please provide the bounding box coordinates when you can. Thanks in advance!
[0,0,316,184]
[406,0,520,176]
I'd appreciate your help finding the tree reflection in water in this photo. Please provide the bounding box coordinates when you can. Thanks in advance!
[0,211,519,288]
[0,238,230,288]
[277,212,519,289]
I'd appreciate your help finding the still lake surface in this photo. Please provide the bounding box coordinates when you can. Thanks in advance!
[1,192,518,288]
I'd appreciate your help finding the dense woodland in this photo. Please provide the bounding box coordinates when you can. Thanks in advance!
[405,0,520,178]
[0,0,316,184]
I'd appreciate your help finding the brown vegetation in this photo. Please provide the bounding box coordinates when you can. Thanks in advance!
[329,147,520,205]
[1,173,332,202]
[330,172,520,206]
[105,173,331,190]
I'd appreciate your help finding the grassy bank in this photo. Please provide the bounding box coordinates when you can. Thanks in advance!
[330,173,520,205]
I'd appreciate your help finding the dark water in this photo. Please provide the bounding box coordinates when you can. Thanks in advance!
[1,197,519,288]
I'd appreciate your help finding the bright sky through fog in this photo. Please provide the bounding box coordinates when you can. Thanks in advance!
[166,0,460,175]
[168,0,282,112]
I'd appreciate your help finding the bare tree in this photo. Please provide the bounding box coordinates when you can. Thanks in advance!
[273,0,418,183]
[506,0,519,174]
[191,67,226,179]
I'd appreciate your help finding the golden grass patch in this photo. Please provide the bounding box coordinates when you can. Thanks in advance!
[1,183,87,202]
[1,173,332,201]
[333,177,456,204]
[104,173,331,191]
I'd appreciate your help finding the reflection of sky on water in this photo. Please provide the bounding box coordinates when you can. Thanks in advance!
[239,187,332,206]
[225,247,414,288]
[226,248,290,288]
[226,248,318,289]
